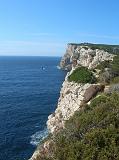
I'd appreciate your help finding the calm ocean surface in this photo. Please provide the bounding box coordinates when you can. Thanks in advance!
[0,56,66,160]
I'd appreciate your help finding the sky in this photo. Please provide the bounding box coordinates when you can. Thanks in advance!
[0,0,119,56]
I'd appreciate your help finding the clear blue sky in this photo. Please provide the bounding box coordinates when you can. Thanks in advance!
[0,0,119,56]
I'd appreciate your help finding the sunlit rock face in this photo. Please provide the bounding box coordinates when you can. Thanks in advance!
[47,76,104,134]
[60,44,114,70]
[30,43,116,160]
[47,43,115,134]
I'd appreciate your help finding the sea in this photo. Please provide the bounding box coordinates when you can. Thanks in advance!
[0,56,66,160]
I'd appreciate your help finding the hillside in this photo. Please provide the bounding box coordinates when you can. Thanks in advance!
[30,43,119,160]
[60,43,119,71]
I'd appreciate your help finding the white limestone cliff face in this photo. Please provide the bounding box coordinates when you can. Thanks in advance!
[47,44,114,134]
[47,73,103,134]
[47,80,84,133]
[29,43,115,160]
[60,44,114,70]
[30,77,104,160]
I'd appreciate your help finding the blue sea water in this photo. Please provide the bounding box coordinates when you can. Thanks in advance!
[0,56,66,160]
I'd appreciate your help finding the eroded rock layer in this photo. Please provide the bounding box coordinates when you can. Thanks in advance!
[60,44,114,70]
[30,43,116,160]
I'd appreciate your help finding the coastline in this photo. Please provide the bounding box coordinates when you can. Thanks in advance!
[29,43,118,160]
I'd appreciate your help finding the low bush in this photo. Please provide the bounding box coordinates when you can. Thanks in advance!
[44,93,119,160]
[111,55,119,74]
[111,76,119,84]
[68,67,96,83]
[96,55,119,84]
[96,61,111,72]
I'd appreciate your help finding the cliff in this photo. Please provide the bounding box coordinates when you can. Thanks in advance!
[29,43,119,160]
[47,80,104,134]
[47,43,115,134]
[60,43,117,70]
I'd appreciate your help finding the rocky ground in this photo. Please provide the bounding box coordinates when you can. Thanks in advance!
[29,43,118,160]
[60,43,114,70]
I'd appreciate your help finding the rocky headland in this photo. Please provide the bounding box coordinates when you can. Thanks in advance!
[60,43,115,70]
[30,43,119,160]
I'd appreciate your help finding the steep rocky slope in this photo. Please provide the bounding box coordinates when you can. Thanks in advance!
[29,43,118,160]
[60,43,116,70]
[47,44,115,134]
[47,78,104,134]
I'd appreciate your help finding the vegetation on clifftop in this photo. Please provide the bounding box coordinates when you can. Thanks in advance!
[68,67,96,83]
[38,92,119,160]
[67,55,119,84]
[96,55,119,84]
[34,47,119,160]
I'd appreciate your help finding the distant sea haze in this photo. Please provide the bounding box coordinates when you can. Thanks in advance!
[0,56,66,160]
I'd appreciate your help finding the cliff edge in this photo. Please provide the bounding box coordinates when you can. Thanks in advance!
[47,43,115,134]
[30,43,119,160]
[59,43,117,70]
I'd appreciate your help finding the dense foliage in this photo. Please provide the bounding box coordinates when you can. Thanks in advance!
[96,60,111,72]
[44,93,119,160]
[111,76,119,84]
[68,67,96,83]
[96,55,119,84]
[34,45,119,160]
[111,56,119,74]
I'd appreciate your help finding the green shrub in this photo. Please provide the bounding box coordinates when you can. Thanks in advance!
[47,93,119,160]
[68,67,96,83]
[96,61,111,72]
[96,55,119,84]
[96,55,119,73]
[111,55,119,74]
[111,76,119,84]
[89,94,108,108]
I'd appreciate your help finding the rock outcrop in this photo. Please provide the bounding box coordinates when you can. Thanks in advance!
[47,43,114,134]
[30,43,116,160]
[60,43,114,70]
[47,80,87,133]
[47,75,104,134]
